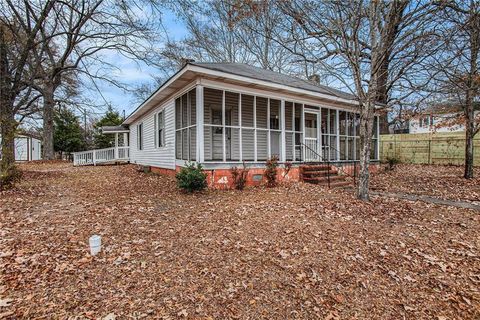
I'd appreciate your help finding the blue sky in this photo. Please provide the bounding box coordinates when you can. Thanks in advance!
[86,9,188,119]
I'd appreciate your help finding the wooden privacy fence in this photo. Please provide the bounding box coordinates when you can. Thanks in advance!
[380,132,480,166]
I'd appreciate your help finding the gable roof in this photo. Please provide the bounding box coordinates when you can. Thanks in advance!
[123,62,362,125]
[189,62,356,101]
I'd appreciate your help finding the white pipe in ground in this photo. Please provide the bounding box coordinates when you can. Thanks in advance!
[89,235,102,256]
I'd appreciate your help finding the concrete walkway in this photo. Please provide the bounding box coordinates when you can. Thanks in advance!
[371,191,480,211]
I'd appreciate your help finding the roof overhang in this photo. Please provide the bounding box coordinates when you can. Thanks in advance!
[123,63,377,125]
[101,125,130,134]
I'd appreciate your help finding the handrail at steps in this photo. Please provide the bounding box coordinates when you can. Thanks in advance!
[300,142,360,188]
[300,142,332,188]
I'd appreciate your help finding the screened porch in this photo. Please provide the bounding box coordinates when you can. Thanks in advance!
[174,85,379,165]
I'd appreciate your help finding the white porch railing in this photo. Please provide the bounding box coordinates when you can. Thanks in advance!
[73,147,129,166]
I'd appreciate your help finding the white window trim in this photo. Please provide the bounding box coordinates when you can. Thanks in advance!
[137,122,143,151]
[154,110,166,149]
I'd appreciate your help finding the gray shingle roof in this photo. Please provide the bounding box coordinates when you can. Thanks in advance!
[191,62,356,101]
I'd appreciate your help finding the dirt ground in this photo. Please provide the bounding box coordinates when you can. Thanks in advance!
[0,161,479,319]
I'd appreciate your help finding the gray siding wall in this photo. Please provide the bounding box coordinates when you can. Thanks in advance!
[130,99,175,169]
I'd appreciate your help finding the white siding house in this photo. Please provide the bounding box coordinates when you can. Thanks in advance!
[129,99,176,169]
[409,111,479,134]
[73,62,380,186]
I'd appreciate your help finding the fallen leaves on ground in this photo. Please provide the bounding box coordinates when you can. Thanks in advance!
[371,163,480,203]
[0,161,479,319]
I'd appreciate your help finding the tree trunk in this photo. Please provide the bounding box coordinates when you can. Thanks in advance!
[357,102,375,201]
[464,124,474,179]
[42,86,55,160]
[464,90,475,179]
[0,107,18,189]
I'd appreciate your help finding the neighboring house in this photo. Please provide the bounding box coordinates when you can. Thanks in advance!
[0,134,42,161]
[409,104,480,134]
[73,62,380,187]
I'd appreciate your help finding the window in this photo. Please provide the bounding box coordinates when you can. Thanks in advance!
[155,111,165,148]
[137,123,143,150]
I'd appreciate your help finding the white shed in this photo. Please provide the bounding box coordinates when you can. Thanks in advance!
[0,134,42,161]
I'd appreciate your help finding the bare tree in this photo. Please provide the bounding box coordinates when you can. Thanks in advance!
[168,0,293,73]
[279,0,437,200]
[430,1,480,179]
[0,0,53,189]
[28,0,162,160]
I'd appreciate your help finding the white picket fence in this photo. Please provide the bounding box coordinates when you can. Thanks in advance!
[73,147,129,166]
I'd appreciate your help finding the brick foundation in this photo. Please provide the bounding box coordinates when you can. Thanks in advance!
[148,163,378,190]
[201,166,300,190]
[150,166,177,177]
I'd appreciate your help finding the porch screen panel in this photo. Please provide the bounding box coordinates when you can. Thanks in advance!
[176,131,182,159]
[354,113,360,160]
[225,91,239,126]
[269,99,280,129]
[256,97,268,129]
[204,126,212,160]
[242,129,255,161]
[182,129,188,160]
[204,88,223,125]
[269,99,281,159]
[175,99,181,129]
[294,103,303,161]
[339,111,347,160]
[256,130,268,160]
[189,89,196,125]
[228,128,240,161]
[182,94,188,128]
[175,89,197,161]
[285,101,294,161]
[189,128,196,160]
[241,95,254,127]
[285,133,294,161]
[285,102,293,131]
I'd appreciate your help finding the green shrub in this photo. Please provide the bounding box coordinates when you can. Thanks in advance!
[176,163,207,192]
[230,162,249,190]
[264,156,279,187]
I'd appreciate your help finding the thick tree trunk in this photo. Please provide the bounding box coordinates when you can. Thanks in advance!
[464,93,475,179]
[0,107,18,189]
[42,86,55,160]
[357,102,375,201]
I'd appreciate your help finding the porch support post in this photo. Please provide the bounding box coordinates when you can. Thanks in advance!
[254,96,257,162]
[319,108,322,159]
[222,90,226,162]
[267,98,271,159]
[115,133,119,159]
[196,85,204,163]
[123,132,128,146]
[280,99,286,162]
[301,104,305,161]
[376,115,380,160]
[238,94,242,161]
[336,109,340,160]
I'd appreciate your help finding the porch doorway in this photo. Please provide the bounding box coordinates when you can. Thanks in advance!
[304,111,320,161]
[211,109,231,160]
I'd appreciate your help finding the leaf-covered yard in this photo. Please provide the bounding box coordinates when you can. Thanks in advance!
[1,162,479,319]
